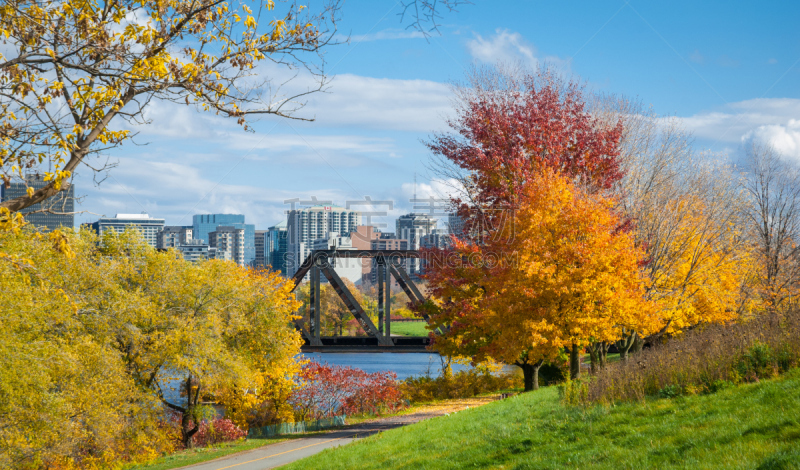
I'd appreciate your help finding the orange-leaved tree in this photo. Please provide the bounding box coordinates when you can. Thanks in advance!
[424,170,655,389]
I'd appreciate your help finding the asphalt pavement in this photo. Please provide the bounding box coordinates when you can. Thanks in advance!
[181,413,433,470]
[182,396,498,470]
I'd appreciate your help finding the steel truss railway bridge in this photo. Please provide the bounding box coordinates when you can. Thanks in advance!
[290,250,441,352]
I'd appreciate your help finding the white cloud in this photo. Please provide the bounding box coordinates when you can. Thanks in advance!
[399,178,463,208]
[742,119,800,161]
[680,98,800,145]
[466,29,568,71]
[127,72,452,140]
[305,74,452,132]
[75,156,354,227]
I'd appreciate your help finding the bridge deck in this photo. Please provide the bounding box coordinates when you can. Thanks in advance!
[300,336,431,353]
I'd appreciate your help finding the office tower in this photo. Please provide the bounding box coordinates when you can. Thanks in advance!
[421,229,451,250]
[208,226,246,266]
[192,214,255,265]
[267,221,288,275]
[254,230,268,268]
[87,213,165,247]
[447,213,465,238]
[157,226,194,249]
[176,240,216,263]
[396,213,438,274]
[0,174,74,232]
[286,205,361,278]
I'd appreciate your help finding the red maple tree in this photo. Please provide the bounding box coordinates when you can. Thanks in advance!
[428,66,623,239]
[421,66,628,388]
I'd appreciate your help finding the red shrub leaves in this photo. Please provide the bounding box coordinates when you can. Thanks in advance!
[289,362,405,420]
[191,418,247,448]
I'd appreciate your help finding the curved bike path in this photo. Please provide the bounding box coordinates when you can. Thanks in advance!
[180,396,497,470]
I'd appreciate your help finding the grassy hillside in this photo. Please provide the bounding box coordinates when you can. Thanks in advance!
[390,321,430,337]
[284,368,800,469]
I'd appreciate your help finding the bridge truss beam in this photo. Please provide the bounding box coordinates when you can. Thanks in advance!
[291,250,436,346]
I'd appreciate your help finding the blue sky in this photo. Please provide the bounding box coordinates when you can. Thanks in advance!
[73,0,800,229]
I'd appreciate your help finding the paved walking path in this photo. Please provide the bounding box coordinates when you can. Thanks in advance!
[182,396,497,470]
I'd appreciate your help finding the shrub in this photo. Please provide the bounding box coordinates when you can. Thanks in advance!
[657,384,683,399]
[560,377,590,405]
[587,311,800,403]
[289,362,406,421]
[191,418,247,448]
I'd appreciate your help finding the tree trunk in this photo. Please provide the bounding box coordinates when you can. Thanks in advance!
[181,376,200,449]
[588,341,610,373]
[519,359,544,391]
[601,343,608,367]
[616,331,637,362]
[570,344,581,380]
[631,333,645,355]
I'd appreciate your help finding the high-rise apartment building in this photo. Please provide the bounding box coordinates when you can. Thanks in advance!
[396,213,438,274]
[176,240,217,263]
[254,230,268,268]
[447,213,465,238]
[209,226,246,266]
[0,174,74,232]
[157,226,193,249]
[267,221,288,275]
[421,229,451,250]
[192,214,255,265]
[286,205,361,278]
[88,213,165,247]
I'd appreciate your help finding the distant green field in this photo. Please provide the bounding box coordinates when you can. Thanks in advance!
[390,321,431,337]
[284,368,800,469]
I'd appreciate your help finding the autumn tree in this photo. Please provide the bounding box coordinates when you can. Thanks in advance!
[0,0,343,212]
[0,217,168,467]
[425,170,653,389]
[427,65,623,235]
[742,142,800,312]
[76,231,302,448]
[423,65,628,385]
[591,95,754,356]
[0,218,302,463]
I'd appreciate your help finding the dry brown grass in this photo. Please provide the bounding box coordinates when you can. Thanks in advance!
[587,311,800,403]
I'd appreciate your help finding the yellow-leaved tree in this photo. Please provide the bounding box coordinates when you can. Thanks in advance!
[0,214,302,467]
[0,0,342,212]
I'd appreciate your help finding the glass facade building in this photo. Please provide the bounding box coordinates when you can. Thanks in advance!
[267,221,288,275]
[0,174,75,232]
[192,214,255,266]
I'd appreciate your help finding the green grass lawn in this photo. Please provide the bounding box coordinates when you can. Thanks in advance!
[283,368,800,470]
[123,437,287,470]
[390,321,431,337]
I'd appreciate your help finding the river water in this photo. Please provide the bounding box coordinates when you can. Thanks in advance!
[300,352,473,380]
